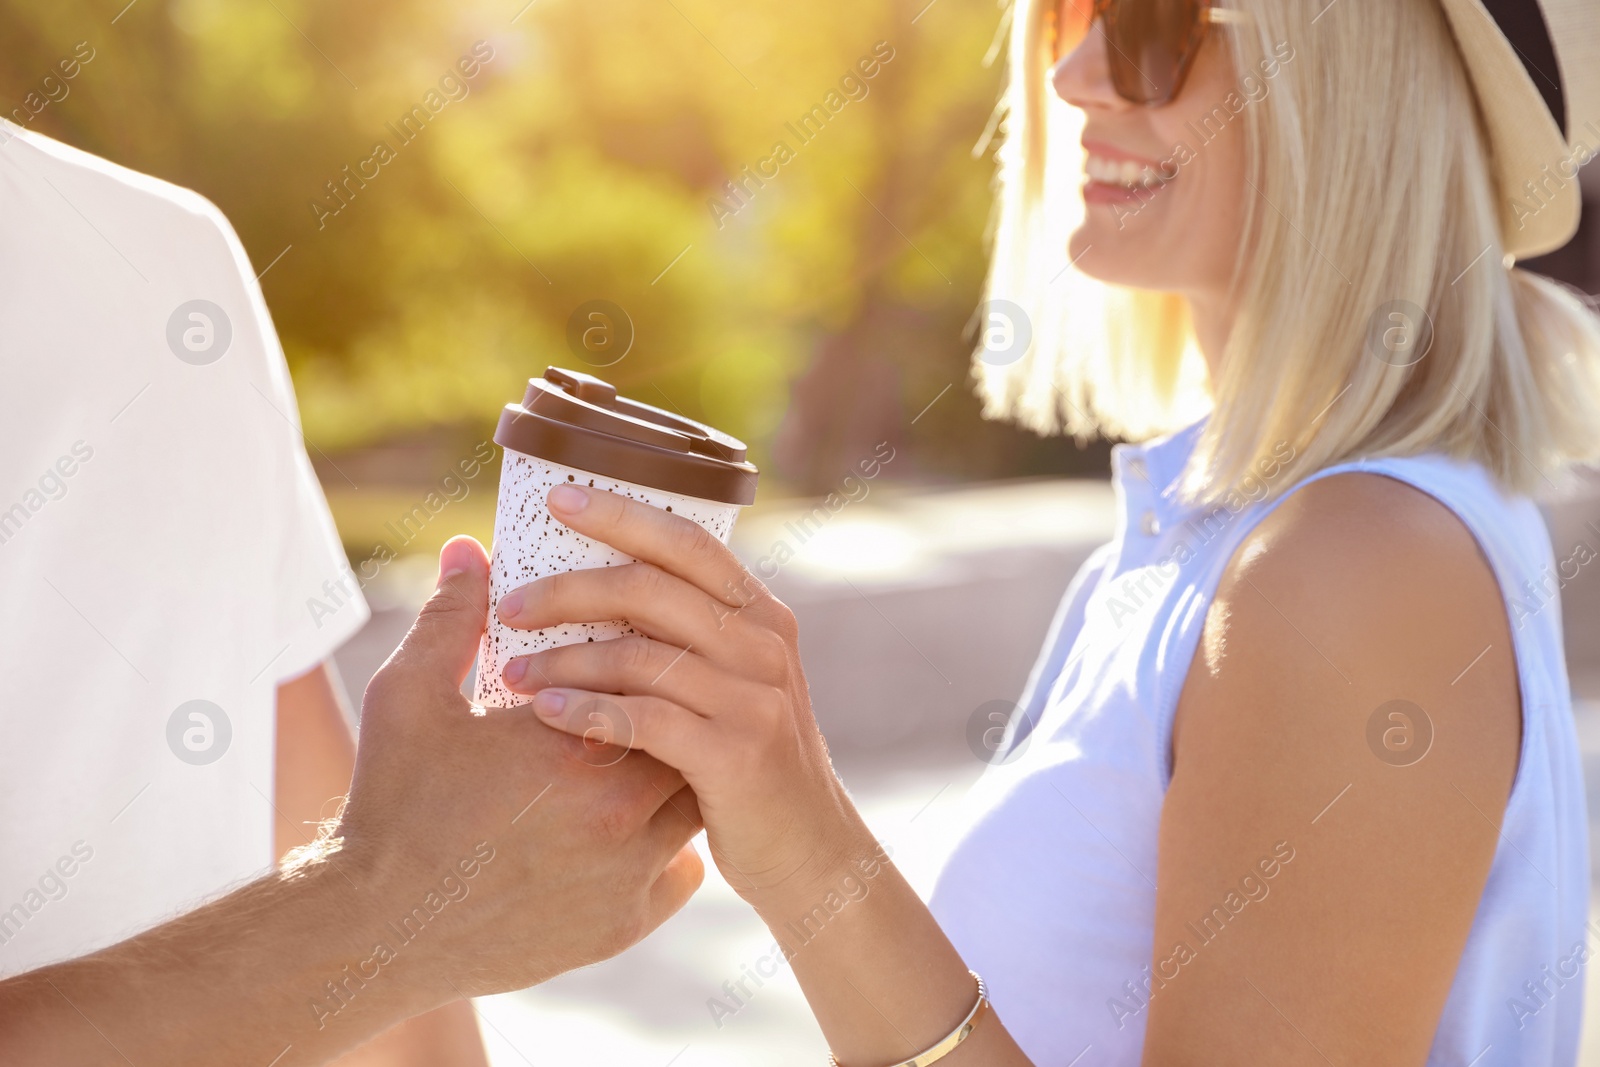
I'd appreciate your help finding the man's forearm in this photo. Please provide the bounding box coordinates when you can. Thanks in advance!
[0,854,443,1067]
[276,661,488,1067]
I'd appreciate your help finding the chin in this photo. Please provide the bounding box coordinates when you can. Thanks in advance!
[1070,193,1201,290]
[1069,225,1154,289]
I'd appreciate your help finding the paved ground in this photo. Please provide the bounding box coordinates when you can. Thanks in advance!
[331,477,1600,1065]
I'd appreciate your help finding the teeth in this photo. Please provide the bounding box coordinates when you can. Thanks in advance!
[1086,153,1168,189]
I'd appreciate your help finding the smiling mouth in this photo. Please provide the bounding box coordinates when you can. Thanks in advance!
[1084,152,1170,190]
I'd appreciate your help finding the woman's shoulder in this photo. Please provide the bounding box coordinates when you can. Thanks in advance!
[1203,469,1512,692]
[1171,464,1523,856]
[1172,461,1525,832]
[1238,466,1491,585]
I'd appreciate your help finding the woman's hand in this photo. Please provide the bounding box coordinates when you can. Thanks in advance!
[495,486,1036,1067]
[494,483,863,911]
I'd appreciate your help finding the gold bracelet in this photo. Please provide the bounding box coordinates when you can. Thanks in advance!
[827,971,989,1067]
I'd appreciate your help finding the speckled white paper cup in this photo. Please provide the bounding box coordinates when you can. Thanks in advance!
[474,451,742,708]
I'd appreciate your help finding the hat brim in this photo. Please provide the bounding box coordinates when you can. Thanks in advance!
[1437,0,1583,260]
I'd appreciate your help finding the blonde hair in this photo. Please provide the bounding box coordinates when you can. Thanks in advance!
[973,0,1600,504]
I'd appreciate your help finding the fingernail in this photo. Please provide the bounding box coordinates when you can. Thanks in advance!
[503,658,529,686]
[498,591,524,620]
[533,690,567,716]
[549,484,588,514]
[438,539,475,583]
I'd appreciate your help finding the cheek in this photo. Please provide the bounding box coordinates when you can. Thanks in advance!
[1150,68,1250,265]
[1179,118,1247,241]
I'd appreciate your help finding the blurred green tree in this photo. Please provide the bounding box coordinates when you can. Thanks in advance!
[0,0,1110,496]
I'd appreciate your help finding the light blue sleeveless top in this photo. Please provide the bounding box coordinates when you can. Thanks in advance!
[929,417,1589,1065]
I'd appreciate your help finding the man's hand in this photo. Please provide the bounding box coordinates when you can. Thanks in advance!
[0,535,705,1066]
[494,483,843,913]
[330,534,707,999]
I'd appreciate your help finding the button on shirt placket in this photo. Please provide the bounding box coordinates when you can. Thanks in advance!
[1116,450,1164,572]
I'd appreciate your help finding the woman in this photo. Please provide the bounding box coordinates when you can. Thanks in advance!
[493,0,1600,1063]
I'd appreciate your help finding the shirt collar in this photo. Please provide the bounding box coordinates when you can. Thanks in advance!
[1110,415,1209,516]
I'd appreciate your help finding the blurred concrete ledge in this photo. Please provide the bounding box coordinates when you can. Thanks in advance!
[729,479,1114,771]
[732,479,1114,597]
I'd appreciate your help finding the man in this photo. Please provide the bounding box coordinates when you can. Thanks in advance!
[0,120,700,1060]
[0,534,705,1063]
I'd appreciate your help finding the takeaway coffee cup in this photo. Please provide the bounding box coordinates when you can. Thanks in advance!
[474,366,759,708]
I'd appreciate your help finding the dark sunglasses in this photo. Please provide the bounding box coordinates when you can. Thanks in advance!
[1047,0,1250,107]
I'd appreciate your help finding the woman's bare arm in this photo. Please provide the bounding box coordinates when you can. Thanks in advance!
[1145,473,1519,1064]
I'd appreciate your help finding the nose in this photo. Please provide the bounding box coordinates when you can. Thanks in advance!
[1052,21,1132,113]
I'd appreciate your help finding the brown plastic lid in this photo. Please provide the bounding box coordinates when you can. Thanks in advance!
[494,367,759,505]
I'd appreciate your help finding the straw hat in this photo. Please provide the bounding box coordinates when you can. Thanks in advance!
[1435,0,1600,259]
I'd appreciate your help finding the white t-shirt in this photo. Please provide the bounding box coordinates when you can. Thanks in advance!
[0,121,369,977]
